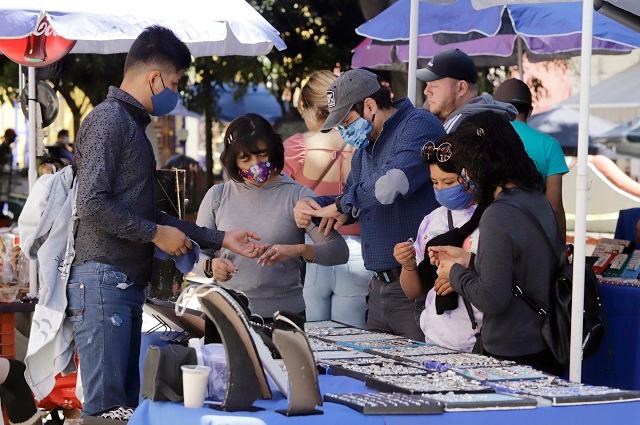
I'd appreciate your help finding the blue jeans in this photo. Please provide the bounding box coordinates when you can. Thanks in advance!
[66,261,146,416]
[303,236,370,328]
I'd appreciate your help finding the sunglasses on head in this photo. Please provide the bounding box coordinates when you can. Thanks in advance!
[421,141,452,163]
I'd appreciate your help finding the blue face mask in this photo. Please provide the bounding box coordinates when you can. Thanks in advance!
[150,74,179,117]
[338,117,372,149]
[434,184,474,210]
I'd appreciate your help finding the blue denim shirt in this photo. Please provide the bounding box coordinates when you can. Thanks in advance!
[317,98,445,272]
[74,87,224,285]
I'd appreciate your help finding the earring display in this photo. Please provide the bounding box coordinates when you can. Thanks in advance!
[306,327,372,338]
[335,338,427,352]
[304,321,350,331]
[451,366,550,382]
[366,371,492,394]
[369,345,458,360]
[308,338,342,352]
[405,353,515,371]
[321,333,404,343]
[422,393,538,411]
[314,350,378,361]
[330,362,429,382]
[324,392,444,415]
[490,378,640,406]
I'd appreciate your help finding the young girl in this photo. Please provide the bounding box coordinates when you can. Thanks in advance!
[196,113,349,318]
[393,141,482,351]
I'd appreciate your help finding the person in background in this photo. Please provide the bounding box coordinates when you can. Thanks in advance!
[0,128,16,169]
[283,70,369,328]
[293,69,445,340]
[47,129,74,165]
[417,49,516,133]
[494,78,569,241]
[393,141,483,352]
[197,113,349,319]
[429,111,564,376]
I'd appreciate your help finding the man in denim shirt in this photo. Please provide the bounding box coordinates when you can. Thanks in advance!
[69,26,262,418]
[294,69,445,340]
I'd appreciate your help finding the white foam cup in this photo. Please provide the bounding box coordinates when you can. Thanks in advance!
[181,364,211,408]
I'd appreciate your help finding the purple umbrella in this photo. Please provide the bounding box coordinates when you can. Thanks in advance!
[352,33,631,69]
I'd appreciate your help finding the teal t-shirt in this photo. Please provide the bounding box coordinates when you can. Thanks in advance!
[512,121,569,182]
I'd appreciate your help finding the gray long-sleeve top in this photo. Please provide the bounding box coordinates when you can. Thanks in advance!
[195,175,349,317]
[74,87,224,286]
[450,188,560,357]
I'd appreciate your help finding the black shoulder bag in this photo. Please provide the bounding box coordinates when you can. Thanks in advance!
[498,200,604,366]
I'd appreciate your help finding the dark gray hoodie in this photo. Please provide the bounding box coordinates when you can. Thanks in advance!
[443,94,518,133]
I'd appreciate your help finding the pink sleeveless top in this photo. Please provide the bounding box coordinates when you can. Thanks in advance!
[283,133,360,236]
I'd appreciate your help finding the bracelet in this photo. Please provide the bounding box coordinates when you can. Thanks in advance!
[402,264,417,272]
[203,258,214,278]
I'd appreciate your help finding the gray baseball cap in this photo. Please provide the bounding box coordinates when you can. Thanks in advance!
[320,69,381,132]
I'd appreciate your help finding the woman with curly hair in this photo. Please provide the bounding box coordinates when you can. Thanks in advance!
[428,110,564,376]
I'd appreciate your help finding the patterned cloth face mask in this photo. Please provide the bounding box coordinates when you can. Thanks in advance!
[239,160,273,185]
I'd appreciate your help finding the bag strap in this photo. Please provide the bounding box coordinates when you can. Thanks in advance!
[462,296,479,331]
[310,142,347,191]
[496,199,558,317]
[495,199,561,268]
[447,210,454,231]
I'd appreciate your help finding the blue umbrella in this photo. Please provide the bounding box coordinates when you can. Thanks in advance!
[357,0,640,49]
[216,84,283,124]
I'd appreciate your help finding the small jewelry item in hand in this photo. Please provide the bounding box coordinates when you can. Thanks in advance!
[403,238,417,272]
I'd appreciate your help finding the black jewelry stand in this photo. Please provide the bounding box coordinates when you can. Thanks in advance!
[272,327,323,416]
[198,288,272,411]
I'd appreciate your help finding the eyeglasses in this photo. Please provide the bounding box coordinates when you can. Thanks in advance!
[421,141,452,162]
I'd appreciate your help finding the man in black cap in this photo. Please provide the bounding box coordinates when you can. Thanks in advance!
[293,68,445,340]
[495,78,568,240]
[417,49,516,133]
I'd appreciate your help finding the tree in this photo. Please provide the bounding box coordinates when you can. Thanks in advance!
[51,54,126,136]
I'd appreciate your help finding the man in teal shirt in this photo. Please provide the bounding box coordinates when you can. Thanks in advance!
[495,78,569,241]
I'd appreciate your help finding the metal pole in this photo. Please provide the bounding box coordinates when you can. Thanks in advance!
[517,37,524,81]
[27,67,38,296]
[407,0,419,105]
[569,0,594,383]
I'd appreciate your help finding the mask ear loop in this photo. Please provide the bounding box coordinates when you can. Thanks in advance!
[149,73,166,96]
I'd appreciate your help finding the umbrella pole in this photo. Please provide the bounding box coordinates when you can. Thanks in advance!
[570,0,594,384]
[517,37,524,81]
[407,0,419,105]
[27,66,38,297]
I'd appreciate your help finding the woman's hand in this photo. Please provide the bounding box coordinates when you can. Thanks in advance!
[428,246,471,268]
[393,241,417,271]
[293,198,322,228]
[210,258,238,282]
[434,276,455,296]
[257,244,303,266]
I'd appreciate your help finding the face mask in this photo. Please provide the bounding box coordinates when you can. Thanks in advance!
[149,74,179,116]
[239,160,273,185]
[434,184,474,210]
[338,117,372,149]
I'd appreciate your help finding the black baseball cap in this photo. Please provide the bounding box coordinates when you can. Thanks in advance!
[494,78,532,107]
[416,49,477,84]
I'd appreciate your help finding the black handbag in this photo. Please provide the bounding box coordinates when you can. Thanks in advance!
[499,200,604,366]
[141,344,197,402]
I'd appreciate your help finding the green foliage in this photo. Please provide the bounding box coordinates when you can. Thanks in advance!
[0,58,19,104]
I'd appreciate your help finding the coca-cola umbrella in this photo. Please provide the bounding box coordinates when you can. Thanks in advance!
[0,0,286,295]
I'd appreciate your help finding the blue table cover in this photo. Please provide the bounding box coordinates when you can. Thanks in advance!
[130,372,640,425]
[583,283,640,390]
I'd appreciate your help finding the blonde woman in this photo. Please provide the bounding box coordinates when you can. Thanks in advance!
[283,70,369,328]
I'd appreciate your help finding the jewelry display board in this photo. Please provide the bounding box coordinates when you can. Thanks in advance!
[423,393,537,411]
[324,392,444,415]
[404,353,515,371]
[451,366,550,382]
[365,371,492,395]
[490,378,640,406]
[329,362,429,382]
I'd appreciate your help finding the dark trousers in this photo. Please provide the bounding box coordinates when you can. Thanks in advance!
[366,276,425,341]
[487,349,566,377]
